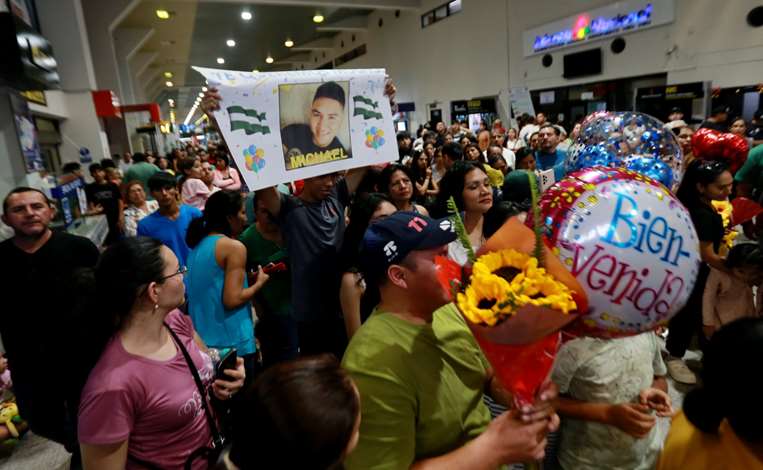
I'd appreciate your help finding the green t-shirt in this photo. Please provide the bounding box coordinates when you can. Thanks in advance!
[734,144,763,189]
[238,225,291,316]
[342,303,491,470]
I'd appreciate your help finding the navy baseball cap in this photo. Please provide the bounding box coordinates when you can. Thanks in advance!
[360,211,457,282]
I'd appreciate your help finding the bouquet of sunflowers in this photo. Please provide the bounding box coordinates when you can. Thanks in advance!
[435,173,588,406]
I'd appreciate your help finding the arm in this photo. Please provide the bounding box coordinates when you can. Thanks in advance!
[255,187,282,219]
[415,178,429,195]
[340,272,364,339]
[411,411,549,470]
[221,240,269,310]
[124,211,138,237]
[345,167,369,195]
[427,177,439,196]
[226,168,241,191]
[652,376,668,393]
[702,269,721,333]
[81,441,128,470]
[700,241,727,272]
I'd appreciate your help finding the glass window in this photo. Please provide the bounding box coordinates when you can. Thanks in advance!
[448,0,462,14]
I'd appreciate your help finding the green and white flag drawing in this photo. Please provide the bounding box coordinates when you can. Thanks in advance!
[353,95,383,120]
[227,105,271,135]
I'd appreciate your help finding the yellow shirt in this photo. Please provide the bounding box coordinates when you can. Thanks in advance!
[658,411,763,470]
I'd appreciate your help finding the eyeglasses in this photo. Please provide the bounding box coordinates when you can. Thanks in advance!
[158,265,187,282]
[390,178,412,189]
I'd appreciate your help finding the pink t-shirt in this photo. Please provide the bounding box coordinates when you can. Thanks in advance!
[78,310,214,470]
[182,178,212,209]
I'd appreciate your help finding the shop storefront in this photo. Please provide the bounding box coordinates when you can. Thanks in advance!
[451,98,498,131]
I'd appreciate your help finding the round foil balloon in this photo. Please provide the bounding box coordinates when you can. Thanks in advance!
[691,128,749,173]
[540,166,700,336]
[566,112,683,188]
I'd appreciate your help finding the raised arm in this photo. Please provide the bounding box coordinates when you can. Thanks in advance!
[220,239,269,310]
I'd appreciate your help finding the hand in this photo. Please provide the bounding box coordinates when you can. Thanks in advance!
[605,403,656,438]
[639,388,674,417]
[425,167,432,178]
[212,357,245,400]
[384,77,397,112]
[201,87,222,116]
[518,379,559,432]
[483,410,550,464]
[251,265,270,290]
[702,325,715,340]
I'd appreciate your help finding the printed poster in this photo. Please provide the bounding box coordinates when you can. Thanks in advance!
[194,67,397,191]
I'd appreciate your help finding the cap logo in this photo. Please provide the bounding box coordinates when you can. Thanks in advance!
[439,219,453,232]
[383,240,398,260]
[407,216,428,232]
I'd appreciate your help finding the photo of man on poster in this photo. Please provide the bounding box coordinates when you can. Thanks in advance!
[280,81,352,170]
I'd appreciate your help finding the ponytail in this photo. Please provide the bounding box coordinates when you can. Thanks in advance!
[186,190,243,249]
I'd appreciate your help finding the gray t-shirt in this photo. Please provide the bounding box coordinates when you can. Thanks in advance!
[552,332,668,470]
[279,179,350,322]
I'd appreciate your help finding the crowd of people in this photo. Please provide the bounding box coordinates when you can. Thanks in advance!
[1,79,763,470]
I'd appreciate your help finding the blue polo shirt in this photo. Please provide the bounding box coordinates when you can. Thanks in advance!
[137,204,202,266]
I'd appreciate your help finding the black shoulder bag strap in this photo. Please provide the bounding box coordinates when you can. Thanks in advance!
[164,323,226,468]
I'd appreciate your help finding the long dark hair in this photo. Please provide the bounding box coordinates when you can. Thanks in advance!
[186,190,243,248]
[676,159,729,208]
[340,193,393,273]
[409,150,428,184]
[177,157,198,188]
[683,318,763,442]
[433,160,515,237]
[96,237,167,332]
[229,355,360,470]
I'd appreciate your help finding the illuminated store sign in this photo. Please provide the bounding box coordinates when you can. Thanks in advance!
[533,4,652,52]
[522,0,675,57]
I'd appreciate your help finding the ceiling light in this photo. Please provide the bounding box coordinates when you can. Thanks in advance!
[198,92,204,97]
[265,56,274,64]
[226,39,236,47]
[156,9,170,20]
[241,11,252,21]
[284,39,294,48]
[313,13,324,23]
[202,86,208,92]
[165,81,173,87]
[252,69,259,73]
[163,71,173,78]
[216,57,225,64]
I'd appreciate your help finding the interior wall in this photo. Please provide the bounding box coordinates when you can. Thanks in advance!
[308,0,762,129]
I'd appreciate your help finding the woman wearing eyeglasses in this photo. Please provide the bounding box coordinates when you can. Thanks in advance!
[185,191,270,378]
[378,164,428,216]
[79,237,245,469]
[665,159,733,385]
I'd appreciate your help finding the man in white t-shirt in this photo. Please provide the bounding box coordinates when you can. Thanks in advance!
[519,112,546,145]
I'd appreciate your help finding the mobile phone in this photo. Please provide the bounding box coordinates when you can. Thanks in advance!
[215,348,238,380]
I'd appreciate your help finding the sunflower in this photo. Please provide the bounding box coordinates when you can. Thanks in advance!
[711,200,737,251]
[457,249,577,326]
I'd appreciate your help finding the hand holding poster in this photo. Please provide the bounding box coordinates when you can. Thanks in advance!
[194,67,397,191]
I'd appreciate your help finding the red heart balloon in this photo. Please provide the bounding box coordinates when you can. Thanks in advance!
[691,128,749,173]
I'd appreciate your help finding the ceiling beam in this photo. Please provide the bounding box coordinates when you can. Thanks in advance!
[131,51,159,79]
[316,15,368,32]
[275,52,313,64]
[291,37,335,51]
[194,0,421,10]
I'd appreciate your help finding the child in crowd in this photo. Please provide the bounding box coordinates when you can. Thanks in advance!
[552,331,673,469]
[702,243,763,339]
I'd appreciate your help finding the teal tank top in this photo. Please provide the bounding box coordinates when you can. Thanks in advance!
[186,234,256,355]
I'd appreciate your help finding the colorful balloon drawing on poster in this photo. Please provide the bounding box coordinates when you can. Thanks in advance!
[243,144,266,173]
[539,166,700,337]
[365,127,385,150]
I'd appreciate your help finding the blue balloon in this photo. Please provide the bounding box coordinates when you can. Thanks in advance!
[568,144,615,172]
[378,137,385,146]
[370,126,377,134]
[626,157,673,187]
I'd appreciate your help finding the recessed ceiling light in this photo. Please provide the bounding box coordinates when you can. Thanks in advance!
[284,39,294,48]
[265,56,274,64]
[252,69,259,73]
[202,86,208,92]
[226,39,236,47]
[313,13,324,23]
[216,57,225,64]
[165,81,173,87]
[198,92,204,97]
[156,9,170,20]
[163,72,173,78]
[241,11,252,21]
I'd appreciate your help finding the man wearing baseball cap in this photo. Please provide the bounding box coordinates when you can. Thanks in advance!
[342,211,558,469]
